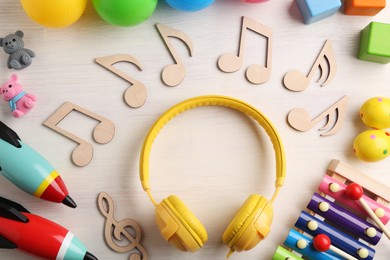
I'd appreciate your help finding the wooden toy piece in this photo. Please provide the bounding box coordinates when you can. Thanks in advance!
[283,40,336,92]
[156,23,193,87]
[327,159,390,205]
[345,183,390,240]
[313,234,358,260]
[287,95,349,136]
[217,16,273,85]
[273,159,390,259]
[359,22,390,64]
[296,211,374,260]
[296,0,341,24]
[344,0,386,16]
[43,102,115,167]
[95,54,146,108]
[97,192,147,260]
[326,159,390,238]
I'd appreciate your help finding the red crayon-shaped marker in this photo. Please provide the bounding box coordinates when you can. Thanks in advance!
[0,197,97,260]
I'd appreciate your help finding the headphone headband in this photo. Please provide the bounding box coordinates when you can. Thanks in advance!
[139,95,286,200]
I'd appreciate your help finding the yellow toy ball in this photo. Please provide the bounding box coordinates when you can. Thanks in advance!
[20,0,87,28]
[353,129,390,162]
[360,97,390,129]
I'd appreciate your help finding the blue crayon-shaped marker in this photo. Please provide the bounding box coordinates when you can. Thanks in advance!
[0,121,76,208]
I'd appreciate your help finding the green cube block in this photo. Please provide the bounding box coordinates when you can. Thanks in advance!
[358,22,390,64]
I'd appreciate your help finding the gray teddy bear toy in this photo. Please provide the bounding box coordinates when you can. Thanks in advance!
[0,30,35,70]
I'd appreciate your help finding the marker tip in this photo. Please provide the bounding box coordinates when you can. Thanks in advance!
[62,195,77,208]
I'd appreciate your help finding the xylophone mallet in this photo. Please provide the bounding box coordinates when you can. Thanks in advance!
[345,183,390,240]
[313,234,358,260]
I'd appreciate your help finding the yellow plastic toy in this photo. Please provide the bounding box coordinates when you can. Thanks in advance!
[353,97,390,162]
[139,95,286,258]
[353,129,390,162]
[360,97,390,129]
[20,0,87,28]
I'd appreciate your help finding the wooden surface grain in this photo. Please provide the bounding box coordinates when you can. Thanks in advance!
[1,0,390,259]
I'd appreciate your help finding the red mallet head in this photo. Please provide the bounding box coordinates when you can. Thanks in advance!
[345,183,364,200]
[313,234,331,252]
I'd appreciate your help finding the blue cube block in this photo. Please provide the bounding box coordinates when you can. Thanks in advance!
[297,0,342,24]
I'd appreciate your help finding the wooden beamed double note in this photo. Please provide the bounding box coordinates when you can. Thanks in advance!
[287,96,349,136]
[43,102,115,167]
[283,40,336,92]
[218,16,273,85]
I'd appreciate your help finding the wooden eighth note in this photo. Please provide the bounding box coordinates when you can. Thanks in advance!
[43,102,115,167]
[283,40,336,92]
[217,16,273,85]
[95,54,146,108]
[156,23,194,87]
[287,96,349,136]
[98,192,147,260]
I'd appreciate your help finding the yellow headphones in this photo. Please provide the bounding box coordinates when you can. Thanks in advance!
[139,95,286,258]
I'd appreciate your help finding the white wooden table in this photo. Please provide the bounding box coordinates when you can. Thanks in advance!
[1,0,390,259]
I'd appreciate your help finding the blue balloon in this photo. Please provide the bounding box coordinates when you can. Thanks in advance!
[165,0,214,12]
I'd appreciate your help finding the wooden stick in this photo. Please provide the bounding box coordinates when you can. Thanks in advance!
[329,245,358,260]
[359,197,390,239]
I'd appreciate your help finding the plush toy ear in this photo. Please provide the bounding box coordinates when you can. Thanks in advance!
[15,31,24,38]
[10,74,18,82]
[0,38,3,47]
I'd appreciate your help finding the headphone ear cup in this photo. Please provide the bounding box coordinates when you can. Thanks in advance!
[222,194,273,252]
[155,195,208,252]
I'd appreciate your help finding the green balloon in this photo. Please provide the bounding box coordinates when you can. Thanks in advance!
[92,0,158,26]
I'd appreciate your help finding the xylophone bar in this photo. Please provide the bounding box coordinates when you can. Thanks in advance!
[319,175,390,224]
[327,160,390,203]
[295,211,375,260]
[272,246,302,260]
[307,193,382,245]
[284,229,340,260]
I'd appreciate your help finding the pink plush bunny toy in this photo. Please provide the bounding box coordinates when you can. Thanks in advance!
[0,74,36,117]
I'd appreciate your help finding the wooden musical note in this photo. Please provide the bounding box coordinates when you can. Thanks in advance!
[43,102,115,167]
[283,40,336,92]
[217,16,273,85]
[98,192,148,260]
[95,54,146,108]
[287,96,349,136]
[156,23,194,87]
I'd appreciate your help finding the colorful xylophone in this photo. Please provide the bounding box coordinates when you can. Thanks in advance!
[273,159,390,260]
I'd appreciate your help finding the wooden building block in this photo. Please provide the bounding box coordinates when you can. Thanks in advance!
[296,0,341,24]
[359,22,390,64]
[344,0,386,16]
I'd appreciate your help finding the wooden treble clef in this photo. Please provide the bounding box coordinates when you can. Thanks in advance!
[98,192,148,260]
